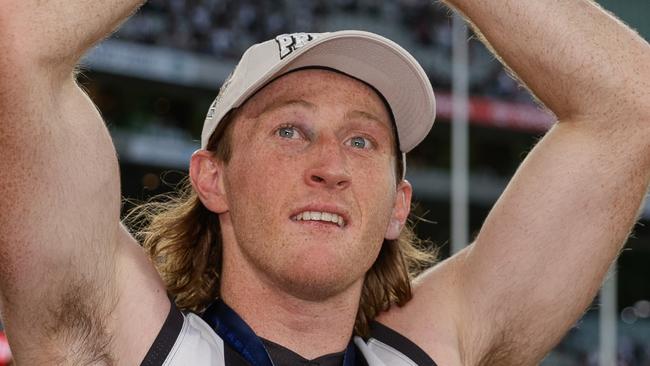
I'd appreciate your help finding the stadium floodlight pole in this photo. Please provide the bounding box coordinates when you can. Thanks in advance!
[451,12,470,254]
[599,265,617,366]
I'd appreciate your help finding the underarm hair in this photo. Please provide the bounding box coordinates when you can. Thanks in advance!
[44,278,117,365]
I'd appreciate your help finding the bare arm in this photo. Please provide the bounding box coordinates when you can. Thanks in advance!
[2,0,143,73]
[0,1,169,364]
[381,1,650,365]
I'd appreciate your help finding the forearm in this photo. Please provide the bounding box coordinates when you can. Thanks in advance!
[1,0,145,73]
[444,0,650,121]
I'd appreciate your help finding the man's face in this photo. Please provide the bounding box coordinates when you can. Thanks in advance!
[218,69,411,301]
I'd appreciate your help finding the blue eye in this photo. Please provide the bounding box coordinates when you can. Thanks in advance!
[348,136,371,149]
[277,125,297,139]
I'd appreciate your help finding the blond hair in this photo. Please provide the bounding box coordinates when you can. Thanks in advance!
[126,110,437,337]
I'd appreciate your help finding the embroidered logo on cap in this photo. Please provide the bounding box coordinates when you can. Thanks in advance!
[207,69,235,121]
[275,33,316,59]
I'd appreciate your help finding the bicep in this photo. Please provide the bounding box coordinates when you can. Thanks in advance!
[456,121,649,363]
[386,120,649,366]
[0,76,123,356]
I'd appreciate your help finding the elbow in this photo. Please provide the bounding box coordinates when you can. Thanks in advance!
[622,94,650,170]
[586,80,650,151]
[0,21,76,81]
[626,89,650,155]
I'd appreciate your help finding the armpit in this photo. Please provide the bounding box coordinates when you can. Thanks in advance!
[42,279,116,365]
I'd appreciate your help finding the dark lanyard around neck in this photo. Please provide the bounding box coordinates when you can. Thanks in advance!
[202,300,358,366]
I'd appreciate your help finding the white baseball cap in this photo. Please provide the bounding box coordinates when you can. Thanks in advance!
[201,30,436,161]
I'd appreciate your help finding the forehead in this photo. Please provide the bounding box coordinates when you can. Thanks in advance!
[238,68,394,124]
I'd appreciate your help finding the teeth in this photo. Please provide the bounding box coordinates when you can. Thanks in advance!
[292,211,345,227]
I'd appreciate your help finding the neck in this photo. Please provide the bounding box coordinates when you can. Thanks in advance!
[219,250,363,360]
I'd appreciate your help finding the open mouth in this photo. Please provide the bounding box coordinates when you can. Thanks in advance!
[291,211,346,228]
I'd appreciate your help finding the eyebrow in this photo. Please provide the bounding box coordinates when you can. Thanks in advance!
[344,110,391,130]
[253,99,316,119]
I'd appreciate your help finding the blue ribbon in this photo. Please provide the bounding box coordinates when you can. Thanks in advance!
[202,300,358,366]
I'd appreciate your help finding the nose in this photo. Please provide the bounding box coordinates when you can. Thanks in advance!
[304,139,351,190]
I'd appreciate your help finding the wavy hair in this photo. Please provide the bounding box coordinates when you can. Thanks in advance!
[126,108,437,337]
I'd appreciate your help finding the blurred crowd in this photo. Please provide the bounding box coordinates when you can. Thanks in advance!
[116,0,446,58]
[113,0,528,101]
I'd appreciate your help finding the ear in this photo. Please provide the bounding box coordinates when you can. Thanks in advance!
[384,180,413,240]
[189,149,229,214]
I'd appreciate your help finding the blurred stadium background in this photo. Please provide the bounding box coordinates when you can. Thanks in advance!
[2,1,648,365]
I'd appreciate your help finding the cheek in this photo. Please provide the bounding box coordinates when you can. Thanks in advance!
[224,143,299,221]
[353,167,397,236]
[229,133,284,183]
[353,158,397,205]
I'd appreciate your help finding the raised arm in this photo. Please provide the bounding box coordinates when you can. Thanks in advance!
[0,1,169,364]
[3,0,143,72]
[380,1,649,365]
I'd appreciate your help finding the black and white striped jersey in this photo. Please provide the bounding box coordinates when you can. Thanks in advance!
[140,303,438,366]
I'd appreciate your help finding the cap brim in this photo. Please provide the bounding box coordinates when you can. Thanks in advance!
[221,30,436,153]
